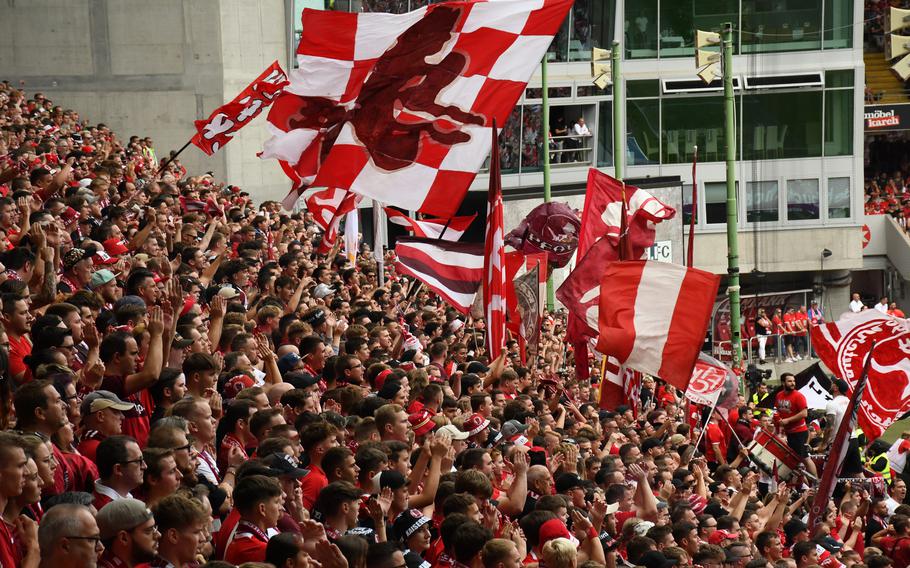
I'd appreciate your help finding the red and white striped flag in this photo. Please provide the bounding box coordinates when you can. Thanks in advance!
[485,123,507,360]
[600,356,642,413]
[395,237,484,315]
[384,208,476,241]
[262,0,573,217]
[306,187,361,253]
[596,261,720,392]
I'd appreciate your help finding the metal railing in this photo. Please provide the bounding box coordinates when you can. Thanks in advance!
[548,134,593,166]
[713,331,816,365]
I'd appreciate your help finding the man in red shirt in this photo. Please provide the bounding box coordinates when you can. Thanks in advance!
[782,308,799,362]
[705,411,728,466]
[774,373,817,477]
[224,475,284,564]
[0,431,38,568]
[2,296,33,385]
[873,513,910,568]
[299,421,338,512]
[76,390,134,462]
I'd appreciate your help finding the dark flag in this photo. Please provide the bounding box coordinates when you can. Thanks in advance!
[514,263,541,362]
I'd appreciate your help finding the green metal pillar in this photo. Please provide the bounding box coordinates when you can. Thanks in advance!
[611,40,622,180]
[722,23,743,371]
[542,55,555,310]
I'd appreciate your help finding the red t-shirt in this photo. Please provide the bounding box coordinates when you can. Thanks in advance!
[60,450,98,494]
[782,313,796,334]
[224,524,269,565]
[100,374,152,447]
[706,423,728,463]
[300,465,328,512]
[775,389,808,433]
[7,333,31,383]
[215,508,241,560]
[0,518,20,568]
[879,536,910,568]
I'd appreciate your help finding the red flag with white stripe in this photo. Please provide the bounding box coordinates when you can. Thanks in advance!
[307,188,361,253]
[261,0,573,217]
[395,237,484,315]
[600,356,642,413]
[596,261,719,392]
[485,123,507,360]
[384,208,476,241]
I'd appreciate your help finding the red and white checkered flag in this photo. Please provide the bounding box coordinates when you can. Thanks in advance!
[485,123,506,360]
[263,0,573,216]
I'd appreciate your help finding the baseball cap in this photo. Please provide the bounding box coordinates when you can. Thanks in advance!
[80,390,135,417]
[302,308,327,327]
[313,283,336,299]
[538,518,579,546]
[393,509,432,541]
[466,361,490,374]
[437,424,469,440]
[262,453,310,478]
[485,429,503,447]
[278,352,303,376]
[218,286,240,299]
[224,374,255,399]
[639,551,677,568]
[172,334,195,349]
[633,521,655,537]
[90,269,117,289]
[103,237,130,257]
[463,413,490,436]
[555,473,584,494]
[96,499,154,540]
[284,371,319,390]
[62,246,97,271]
[708,529,739,545]
[501,419,530,439]
[409,411,435,437]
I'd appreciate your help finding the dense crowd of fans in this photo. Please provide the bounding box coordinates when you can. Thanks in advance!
[1,77,910,568]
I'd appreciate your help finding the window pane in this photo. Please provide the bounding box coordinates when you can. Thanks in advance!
[569,0,616,61]
[661,96,725,164]
[550,106,595,166]
[825,88,853,156]
[627,80,660,98]
[361,0,409,12]
[658,0,737,58]
[742,91,822,160]
[577,84,611,97]
[520,105,544,172]
[741,0,821,54]
[706,181,737,225]
[682,183,694,226]
[547,13,570,62]
[627,99,660,165]
[500,106,521,174]
[747,181,779,223]
[787,179,820,220]
[825,69,854,88]
[597,101,614,167]
[828,177,851,219]
[824,0,852,49]
[625,0,658,59]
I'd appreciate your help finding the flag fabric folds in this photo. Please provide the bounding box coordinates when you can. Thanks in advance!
[263,0,573,216]
[512,261,541,362]
[485,123,507,360]
[811,309,910,440]
[305,187,361,254]
[596,260,720,393]
[600,357,641,412]
[394,237,484,315]
[384,208,477,241]
[192,61,288,156]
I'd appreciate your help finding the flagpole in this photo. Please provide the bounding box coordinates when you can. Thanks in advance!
[373,203,385,287]
[155,139,193,178]
[721,22,743,373]
[541,55,555,311]
[611,40,622,181]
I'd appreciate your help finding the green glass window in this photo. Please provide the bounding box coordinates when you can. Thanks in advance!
[547,13,570,62]
[627,99,660,165]
[824,0,853,49]
[597,101,614,167]
[787,179,820,220]
[705,181,737,225]
[826,69,854,88]
[828,177,851,219]
[682,184,694,226]
[625,0,658,59]
[569,0,616,61]
[627,80,660,98]
[746,181,779,223]
[741,0,821,54]
[658,0,737,58]
[742,91,822,160]
[661,96,725,164]
[824,88,853,156]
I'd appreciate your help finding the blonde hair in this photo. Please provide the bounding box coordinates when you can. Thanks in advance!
[542,538,577,568]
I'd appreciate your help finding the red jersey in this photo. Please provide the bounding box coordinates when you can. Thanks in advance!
[77,430,105,462]
[706,423,728,463]
[100,375,152,447]
[224,521,269,565]
[771,316,783,334]
[300,465,328,511]
[879,536,910,568]
[7,333,31,383]
[0,518,20,568]
[775,389,808,434]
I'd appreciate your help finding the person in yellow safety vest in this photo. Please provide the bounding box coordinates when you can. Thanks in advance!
[751,383,772,418]
[867,440,893,483]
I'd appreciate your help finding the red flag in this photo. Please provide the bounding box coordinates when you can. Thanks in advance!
[485,122,507,360]
[395,237,484,315]
[192,61,287,156]
[261,1,573,218]
[308,189,360,254]
[384,208,476,241]
[596,261,720,392]
[808,350,870,531]
[811,310,910,440]
[600,357,642,412]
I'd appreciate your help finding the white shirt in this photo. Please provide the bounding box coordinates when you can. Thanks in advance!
[825,395,849,436]
[876,302,889,313]
[849,299,864,313]
[886,496,901,515]
[573,122,591,136]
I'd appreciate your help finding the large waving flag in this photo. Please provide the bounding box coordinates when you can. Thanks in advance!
[263,0,573,216]
[384,208,476,241]
[596,261,719,392]
[306,187,361,254]
[395,237,484,314]
[485,124,507,360]
[812,310,910,440]
[193,61,288,156]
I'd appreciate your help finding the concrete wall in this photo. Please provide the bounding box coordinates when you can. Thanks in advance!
[0,0,289,203]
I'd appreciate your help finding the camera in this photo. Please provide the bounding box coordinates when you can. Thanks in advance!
[745,364,771,392]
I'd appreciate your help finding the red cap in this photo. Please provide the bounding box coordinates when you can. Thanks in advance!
[708,529,739,545]
[224,374,255,399]
[375,368,394,391]
[463,413,490,436]
[538,519,576,546]
[103,237,129,256]
[409,411,434,437]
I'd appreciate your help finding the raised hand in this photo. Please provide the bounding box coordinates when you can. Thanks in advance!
[147,305,165,336]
